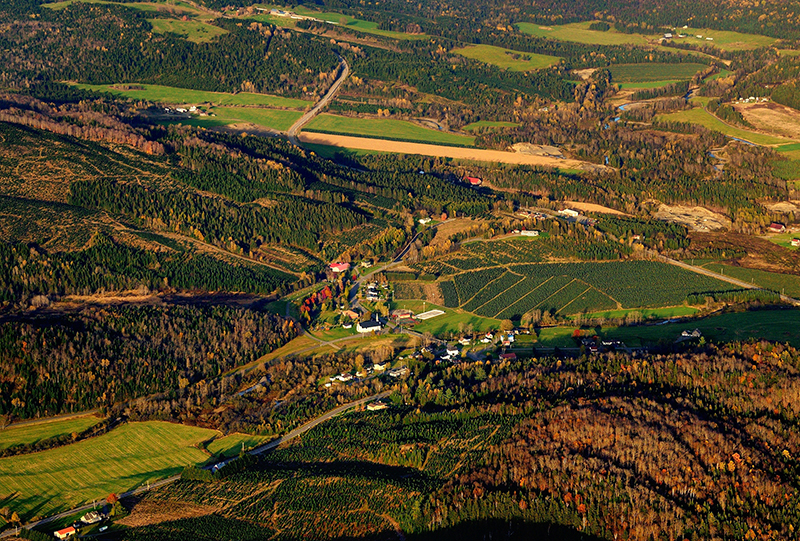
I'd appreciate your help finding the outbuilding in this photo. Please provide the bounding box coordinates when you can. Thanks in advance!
[55,527,77,539]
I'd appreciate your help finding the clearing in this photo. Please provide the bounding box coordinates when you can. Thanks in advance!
[298,133,610,172]
[0,415,100,452]
[666,27,776,51]
[734,101,800,140]
[655,107,793,146]
[608,63,707,83]
[451,44,560,71]
[516,21,656,47]
[0,421,218,520]
[147,19,227,43]
[305,114,476,147]
[654,204,731,232]
[562,201,630,216]
[73,83,311,109]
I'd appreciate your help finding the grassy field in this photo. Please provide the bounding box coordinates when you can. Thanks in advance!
[575,306,699,321]
[773,143,800,180]
[147,19,228,43]
[207,433,270,458]
[0,415,101,452]
[392,300,501,334]
[462,120,520,132]
[44,0,206,16]
[655,107,792,145]
[667,27,776,51]
[619,80,684,89]
[211,107,303,131]
[73,83,311,109]
[302,143,387,158]
[697,261,800,295]
[609,63,707,83]
[0,422,217,520]
[306,114,476,146]
[451,44,560,71]
[516,21,656,46]
[534,308,800,348]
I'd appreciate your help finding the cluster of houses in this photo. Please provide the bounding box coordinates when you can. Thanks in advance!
[325,362,407,388]
[54,511,107,539]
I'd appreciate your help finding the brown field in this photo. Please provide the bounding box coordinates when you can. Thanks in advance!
[298,133,611,172]
[654,204,731,232]
[563,201,631,216]
[733,101,800,140]
[118,500,219,528]
[428,218,486,248]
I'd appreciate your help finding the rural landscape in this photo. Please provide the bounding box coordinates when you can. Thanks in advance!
[2,0,800,538]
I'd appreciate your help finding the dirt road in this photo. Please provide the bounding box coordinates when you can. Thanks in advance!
[299,132,611,171]
[287,54,349,146]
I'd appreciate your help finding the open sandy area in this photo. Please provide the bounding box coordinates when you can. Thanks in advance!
[299,133,611,172]
[563,201,630,216]
[733,101,800,140]
[654,204,731,231]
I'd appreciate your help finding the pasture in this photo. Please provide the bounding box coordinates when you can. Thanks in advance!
[147,19,228,43]
[655,107,792,145]
[0,422,217,520]
[516,21,656,46]
[0,415,100,452]
[451,44,560,71]
[211,107,303,131]
[462,120,520,131]
[305,114,476,146]
[73,83,311,109]
[207,433,270,458]
[391,300,501,335]
[667,27,776,51]
[608,63,707,83]
[696,261,800,295]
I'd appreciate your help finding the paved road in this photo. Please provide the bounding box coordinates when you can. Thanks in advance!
[287,53,349,146]
[1,392,389,539]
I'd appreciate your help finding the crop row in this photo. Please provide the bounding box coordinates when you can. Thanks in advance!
[440,281,459,307]
[463,271,524,312]
[557,287,618,314]
[452,267,504,305]
[488,275,572,319]
[537,279,594,314]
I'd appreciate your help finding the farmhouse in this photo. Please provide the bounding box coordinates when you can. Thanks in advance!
[466,176,482,185]
[769,222,787,233]
[55,527,77,539]
[81,511,103,524]
[330,262,350,273]
[367,401,388,411]
[500,353,517,361]
[559,208,579,218]
[357,319,382,333]
[520,230,539,237]
[418,217,432,225]
[388,366,409,378]
[791,238,800,247]
[342,309,359,319]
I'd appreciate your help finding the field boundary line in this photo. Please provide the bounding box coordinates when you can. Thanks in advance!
[494,276,555,319]
[532,278,579,312]
[453,266,508,307]
[555,283,593,314]
[469,271,526,313]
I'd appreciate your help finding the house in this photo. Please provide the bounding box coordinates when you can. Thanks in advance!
[357,320,382,333]
[388,367,409,378]
[360,260,373,268]
[559,208,580,218]
[367,401,388,411]
[418,217,432,225]
[520,230,539,237]
[330,262,350,273]
[499,353,517,361]
[446,346,460,357]
[664,33,673,38]
[769,222,787,233]
[373,362,389,371]
[342,323,353,329]
[342,309,359,319]
[55,527,77,539]
[81,511,103,525]
[458,337,471,346]
[791,238,800,247]
[466,176,482,185]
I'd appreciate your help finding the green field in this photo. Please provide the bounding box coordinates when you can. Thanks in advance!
[147,19,228,43]
[207,433,270,458]
[306,114,476,146]
[0,422,217,520]
[667,27,776,51]
[451,44,560,71]
[302,143,387,158]
[655,107,792,145]
[609,63,707,83]
[0,415,101,452]
[462,120,520,132]
[575,306,699,321]
[516,21,656,46]
[696,262,800,295]
[619,80,684,89]
[392,300,501,335]
[73,83,311,109]
[210,107,303,131]
[45,0,207,17]
[534,308,800,348]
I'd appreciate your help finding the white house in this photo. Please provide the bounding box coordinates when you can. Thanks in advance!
[559,209,579,218]
[357,320,382,333]
[520,230,539,237]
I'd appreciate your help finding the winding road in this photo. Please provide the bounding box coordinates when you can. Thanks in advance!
[287,53,349,146]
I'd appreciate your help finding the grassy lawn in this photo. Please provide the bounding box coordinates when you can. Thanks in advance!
[535,308,800,348]
[211,107,303,131]
[516,21,656,46]
[392,300,501,335]
[655,107,792,145]
[462,120,520,132]
[147,19,227,42]
[609,63,707,83]
[451,44,560,71]
[308,325,358,341]
[306,114,476,146]
[0,421,217,520]
[757,233,800,252]
[0,415,101,452]
[207,433,270,458]
[73,83,311,108]
[668,27,776,51]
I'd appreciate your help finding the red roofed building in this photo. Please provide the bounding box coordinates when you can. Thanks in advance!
[55,527,76,539]
[769,222,787,233]
[466,176,482,185]
[329,262,350,273]
[499,353,517,361]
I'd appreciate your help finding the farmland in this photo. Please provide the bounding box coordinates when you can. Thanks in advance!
[666,27,776,51]
[73,83,312,109]
[305,114,476,146]
[0,421,217,520]
[147,19,228,43]
[695,261,800,296]
[655,107,792,145]
[451,44,561,71]
[608,63,707,83]
[210,107,304,131]
[516,21,656,46]
[0,415,100,452]
[391,300,500,335]
[44,0,206,16]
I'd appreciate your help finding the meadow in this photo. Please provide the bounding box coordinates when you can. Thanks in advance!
[655,107,792,145]
[516,21,656,46]
[73,83,311,109]
[147,19,228,43]
[391,300,501,335]
[462,120,520,131]
[206,433,270,459]
[667,27,776,51]
[0,422,217,520]
[0,415,100,452]
[44,0,206,17]
[774,143,800,180]
[451,44,561,71]
[305,114,476,146]
[696,261,800,296]
[608,63,707,83]
[211,107,303,131]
